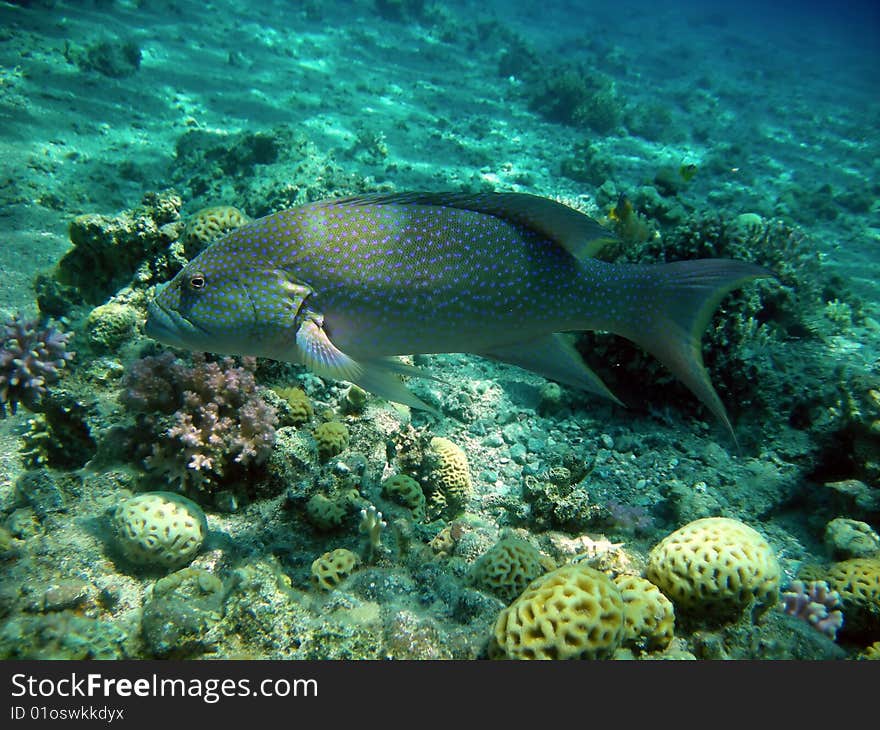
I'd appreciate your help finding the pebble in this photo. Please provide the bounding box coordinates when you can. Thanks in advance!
[42,579,89,612]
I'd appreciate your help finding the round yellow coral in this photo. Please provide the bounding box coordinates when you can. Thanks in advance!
[819,557,880,636]
[646,517,780,620]
[183,205,250,256]
[114,491,207,569]
[492,564,624,660]
[313,421,349,459]
[471,537,546,604]
[273,386,313,425]
[424,436,471,520]
[311,548,360,591]
[381,474,426,519]
[614,575,675,652]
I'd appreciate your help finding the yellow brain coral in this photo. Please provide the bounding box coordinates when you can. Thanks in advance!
[858,641,880,660]
[183,206,250,256]
[273,386,313,425]
[381,474,426,519]
[614,575,675,652]
[113,491,207,569]
[424,436,472,520]
[311,548,361,591]
[305,493,348,531]
[492,564,624,660]
[471,537,546,604]
[313,421,350,459]
[816,557,880,636]
[646,517,780,619]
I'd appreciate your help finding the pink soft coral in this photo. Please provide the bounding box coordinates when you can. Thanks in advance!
[121,353,277,491]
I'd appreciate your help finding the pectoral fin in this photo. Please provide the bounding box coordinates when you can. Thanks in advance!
[295,318,363,383]
[294,318,439,415]
[483,333,624,406]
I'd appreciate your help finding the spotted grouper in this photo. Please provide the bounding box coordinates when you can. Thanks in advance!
[145,192,772,437]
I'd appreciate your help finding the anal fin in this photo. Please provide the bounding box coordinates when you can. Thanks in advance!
[356,360,441,416]
[483,334,624,406]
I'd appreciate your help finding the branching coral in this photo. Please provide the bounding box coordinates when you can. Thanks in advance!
[0,314,74,417]
[359,504,387,562]
[779,580,844,640]
[120,352,277,492]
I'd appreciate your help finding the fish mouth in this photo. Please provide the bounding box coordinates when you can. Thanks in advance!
[145,297,206,349]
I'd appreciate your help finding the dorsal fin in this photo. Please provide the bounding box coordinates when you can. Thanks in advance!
[328,192,617,260]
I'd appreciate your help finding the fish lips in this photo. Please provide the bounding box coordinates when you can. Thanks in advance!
[144,297,203,350]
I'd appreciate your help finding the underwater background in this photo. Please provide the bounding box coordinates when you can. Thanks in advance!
[0,0,877,660]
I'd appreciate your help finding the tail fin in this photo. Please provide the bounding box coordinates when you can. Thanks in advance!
[613,259,774,442]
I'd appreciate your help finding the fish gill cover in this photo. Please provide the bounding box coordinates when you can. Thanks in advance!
[0,0,876,662]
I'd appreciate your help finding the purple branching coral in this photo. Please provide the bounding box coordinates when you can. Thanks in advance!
[779,580,844,640]
[0,314,74,417]
[121,352,277,491]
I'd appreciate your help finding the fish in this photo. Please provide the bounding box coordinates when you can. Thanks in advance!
[145,192,773,438]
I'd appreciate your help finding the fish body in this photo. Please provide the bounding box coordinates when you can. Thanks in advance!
[146,192,771,436]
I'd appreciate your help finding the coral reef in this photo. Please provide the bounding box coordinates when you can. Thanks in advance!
[801,558,880,640]
[0,313,74,416]
[381,474,426,520]
[824,518,880,560]
[526,65,624,134]
[422,436,472,521]
[170,127,381,217]
[182,205,250,258]
[1,0,876,666]
[272,386,313,425]
[52,191,182,306]
[575,213,842,443]
[84,301,140,353]
[0,612,130,660]
[141,568,225,658]
[68,37,142,78]
[305,493,351,531]
[313,421,350,459]
[358,505,386,561]
[519,464,596,532]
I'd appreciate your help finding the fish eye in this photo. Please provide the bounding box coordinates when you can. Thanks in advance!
[189,273,206,290]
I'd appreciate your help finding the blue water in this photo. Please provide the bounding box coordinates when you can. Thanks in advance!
[0,0,877,661]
